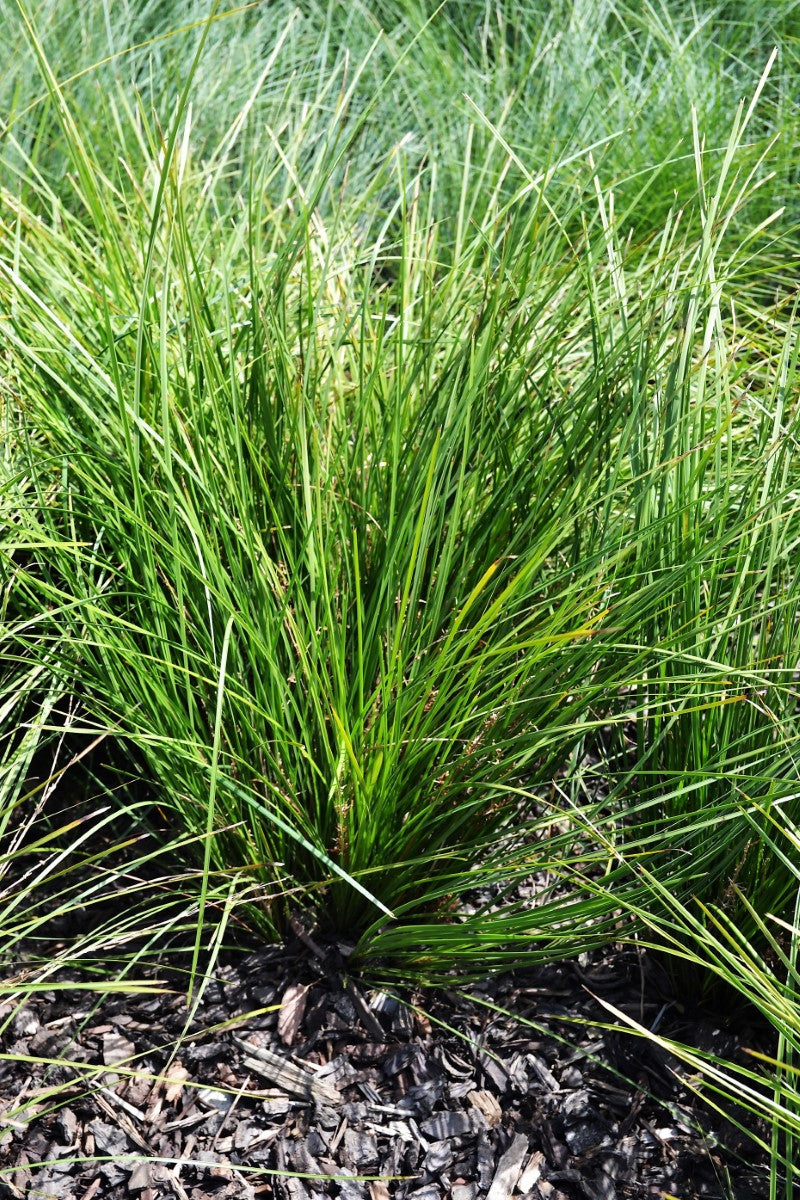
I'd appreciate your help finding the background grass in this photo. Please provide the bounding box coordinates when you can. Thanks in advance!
[1,0,799,1190]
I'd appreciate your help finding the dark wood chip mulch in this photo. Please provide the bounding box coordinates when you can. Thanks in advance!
[0,940,775,1200]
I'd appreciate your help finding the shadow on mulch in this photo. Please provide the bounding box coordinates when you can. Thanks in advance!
[0,737,784,1199]
[0,919,782,1200]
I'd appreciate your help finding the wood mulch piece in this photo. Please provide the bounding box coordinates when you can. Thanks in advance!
[0,938,774,1200]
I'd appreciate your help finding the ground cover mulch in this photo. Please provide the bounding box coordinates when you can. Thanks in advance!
[0,933,775,1200]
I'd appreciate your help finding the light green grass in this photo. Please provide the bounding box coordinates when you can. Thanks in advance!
[1,2,799,1191]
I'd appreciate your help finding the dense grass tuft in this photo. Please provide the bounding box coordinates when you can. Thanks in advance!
[1,2,799,1187]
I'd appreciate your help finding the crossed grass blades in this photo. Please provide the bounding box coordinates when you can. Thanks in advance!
[1,1,799,1193]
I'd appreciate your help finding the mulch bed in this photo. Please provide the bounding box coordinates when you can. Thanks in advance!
[0,934,774,1200]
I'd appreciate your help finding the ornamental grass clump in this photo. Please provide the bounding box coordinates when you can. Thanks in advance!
[0,0,797,994]
[3,5,800,1193]
[2,62,638,968]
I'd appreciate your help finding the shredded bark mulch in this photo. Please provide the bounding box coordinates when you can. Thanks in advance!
[0,932,777,1200]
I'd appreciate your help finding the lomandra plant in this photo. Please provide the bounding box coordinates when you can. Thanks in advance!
[0,433,208,1009]
[0,32,617,973]
[2,1,798,991]
[578,63,800,938]
[574,797,800,1199]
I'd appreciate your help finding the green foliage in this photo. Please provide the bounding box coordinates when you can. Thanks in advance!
[1,2,800,1188]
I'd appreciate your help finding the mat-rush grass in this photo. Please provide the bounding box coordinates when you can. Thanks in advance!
[1,1,799,1192]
